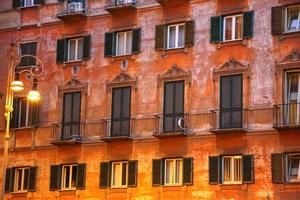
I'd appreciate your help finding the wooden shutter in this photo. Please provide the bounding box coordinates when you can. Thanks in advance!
[209,156,220,184]
[243,11,254,38]
[83,35,91,60]
[183,157,193,185]
[28,167,37,191]
[50,165,61,191]
[155,24,166,50]
[132,28,141,54]
[104,32,115,57]
[128,160,138,187]
[185,20,194,47]
[210,16,222,42]
[29,102,39,126]
[271,6,283,35]
[100,162,110,188]
[34,0,45,4]
[13,0,21,8]
[5,168,13,193]
[56,39,68,63]
[242,155,254,183]
[271,153,284,183]
[11,98,20,128]
[76,163,86,189]
[152,159,163,186]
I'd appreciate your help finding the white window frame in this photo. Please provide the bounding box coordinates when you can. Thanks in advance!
[286,153,300,182]
[285,5,300,33]
[111,161,128,188]
[61,164,78,190]
[116,31,132,56]
[164,158,183,186]
[285,70,300,125]
[222,156,243,185]
[223,14,243,42]
[68,38,83,61]
[167,23,185,49]
[14,167,30,192]
[22,0,34,7]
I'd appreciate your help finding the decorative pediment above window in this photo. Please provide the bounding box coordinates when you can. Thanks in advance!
[58,77,88,94]
[213,59,249,77]
[106,71,137,90]
[157,64,191,85]
[276,50,300,69]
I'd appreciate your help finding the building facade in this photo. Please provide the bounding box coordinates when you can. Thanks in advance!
[0,0,300,199]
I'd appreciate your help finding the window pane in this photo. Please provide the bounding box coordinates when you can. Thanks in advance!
[178,25,185,47]
[233,157,242,182]
[117,33,125,55]
[126,32,132,54]
[225,17,233,41]
[16,169,22,191]
[24,0,33,6]
[223,157,231,182]
[165,160,173,184]
[287,6,300,31]
[69,40,76,61]
[168,26,176,48]
[23,168,29,190]
[288,155,300,181]
[235,16,243,40]
[64,166,70,188]
[113,163,121,186]
[77,39,83,60]
[175,160,182,184]
[71,165,77,188]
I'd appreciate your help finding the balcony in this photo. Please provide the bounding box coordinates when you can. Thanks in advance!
[105,0,137,14]
[210,108,248,134]
[56,1,87,22]
[273,103,300,130]
[153,113,190,138]
[156,0,190,6]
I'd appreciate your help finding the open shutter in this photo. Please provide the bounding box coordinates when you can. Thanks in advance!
[271,153,284,183]
[271,6,283,35]
[13,0,21,8]
[11,98,20,128]
[50,165,61,191]
[155,24,166,50]
[243,155,254,183]
[104,32,115,57]
[83,35,91,60]
[183,157,193,185]
[209,156,220,184]
[5,168,12,193]
[56,39,68,63]
[9,168,15,192]
[76,163,86,189]
[152,159,163,186]
[132,28,141,54]
[128,160,138,187]
[100,162,109,188]
[34,0,45,4]
[30,102,39,126]
[28,167,37,191]
[185,20,194,47]
[243,11,254,38]
[210,16,222,43]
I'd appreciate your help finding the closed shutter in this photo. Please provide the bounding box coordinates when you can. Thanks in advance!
[132,28,141,54]
[242,155,254,183]
[155,24,166,50]
[56,39,68,63]
[243,11,254,38]
[271,6,283,35]
[76,163,86,189]
[28,167,37,191]
[183,157,193,185]
[185,20,194,47]
[152,159,163,186]
[100,162,109,188]
[20,43,37,67]
[271,153,284,183]
[104,32,115,57]
[210,16,222,42]
[209,156,220,184]
[34,0,45,4]
[50,165,61,191]
[128,160,138,187]
[29,102,39,126]
[13,0,21,8]
[11,98,20,128]
[82,35,91,60]
[5,168,12,193]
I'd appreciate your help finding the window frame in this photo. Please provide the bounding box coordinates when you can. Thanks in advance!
[167,23,185,50]
[285,5,300,33]
[61,164,78,190]
[67,38,84,62]
[13,97,35,128]
[116,31,133,56]
[14,167,30,192]
[285,153,300,182]
[22,0,34,7]
[111,161,129,188]
[164,158,183,186]
[222,155,243,185]
[223,14,243,42]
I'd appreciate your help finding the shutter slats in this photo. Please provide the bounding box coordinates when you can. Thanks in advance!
[28,167,37,191]
[242,155,254,183]
[77,163,86,189]
[271,153,284,183]
[183,157,193,185]
[83,35,91,60]
[5,168,12,193]
[50,165,61,191]
[100,162,109,188]
[155,24,166,50]
[128,160,138,187]
[132,28,141,54]
[152,159,162,186]
[209,156,220,184]
[185,20,194,47]
[243,11,254,38]
[272,6,283,35]
[104,32,115,57]
[210,16,222,42]
[56,39,67,63]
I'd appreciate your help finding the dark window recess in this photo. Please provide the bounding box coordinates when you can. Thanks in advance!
[163,81,184,132]
[111,87,131,137]
[220,74,243,129]
[271,6,283,35]
[19,43,37,67]
[62,92,81,140]
[271,153,284,183]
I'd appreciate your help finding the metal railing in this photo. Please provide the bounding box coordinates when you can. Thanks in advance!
[273,103,300,128]
[102,118,135,138]
[108,0,136,7]
[154,113,190,135]
[57,2,88,16]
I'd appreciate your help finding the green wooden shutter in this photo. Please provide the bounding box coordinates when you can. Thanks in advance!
[76,163,86,190]
[183,157,193,185]
[271,6,283,35]
[5,168,12,193]
[155,24,166,50]
[152,159,163,186]
[83,35,91,60]
[271,153,284,183]
[210,16,222,43]
[100,162,109,188]
[13,0,21,8]
[185,20,194,47]
[28,167,37,191]
[104,32,115,57]
[128,160,138,187]
[50,165,61,191]
[209,156,220,184]
[243,11,254,38]
[56,39,68,63]
[242,155,254,183]
[132,28,141,54]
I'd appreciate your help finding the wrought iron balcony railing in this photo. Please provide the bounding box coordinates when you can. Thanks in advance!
[273,103,300,129]
[101,118,135,141]
[105,0,137,13]
[56,1,88,22]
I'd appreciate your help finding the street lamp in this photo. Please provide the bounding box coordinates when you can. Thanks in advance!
[1,45,44,200]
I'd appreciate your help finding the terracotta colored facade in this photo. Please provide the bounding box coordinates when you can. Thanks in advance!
[0,0,300,199]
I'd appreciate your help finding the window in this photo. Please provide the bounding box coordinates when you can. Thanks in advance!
[167,24,185,49]
[223,15,243,41]
[111,162,128,188]
[22,0,34,7]
[68,38,83,61]
[285,72,300,125]
[14,168,30,192]
[286,5,300,32]
[286,154,300,182]
[20,42,37,67]
[115,0,134,5]
[165,159,183,186]
[116,31,132,56]
[61,165,78,190]
[222,156,242,184]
